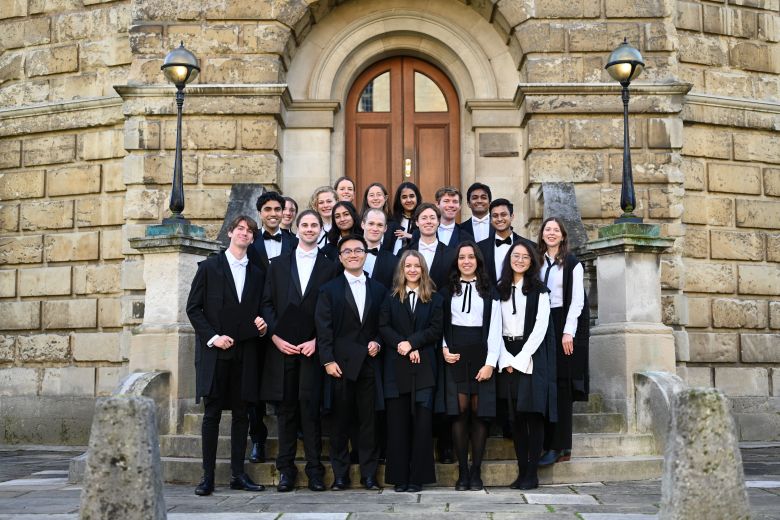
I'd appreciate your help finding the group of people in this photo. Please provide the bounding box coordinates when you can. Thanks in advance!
[185,178,589,496]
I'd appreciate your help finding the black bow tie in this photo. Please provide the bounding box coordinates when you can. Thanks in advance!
[367,247,379,256]
[263,231,282,242]
[495,236,511,247]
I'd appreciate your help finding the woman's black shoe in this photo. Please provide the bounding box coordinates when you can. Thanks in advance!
[454,467,470,491]
[468,466,483,491]
[406,483,422,492]
[394,483,408,492]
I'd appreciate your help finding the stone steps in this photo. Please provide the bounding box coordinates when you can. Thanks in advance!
[180,410,625,436]
[155,454,663,486]
[160,431,655,460]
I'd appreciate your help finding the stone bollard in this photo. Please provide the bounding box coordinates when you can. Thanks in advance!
[660,388,750,520]
[80,396,166,520]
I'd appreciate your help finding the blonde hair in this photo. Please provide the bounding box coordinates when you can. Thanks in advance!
[392,250,435,304]
[309,186,338,212]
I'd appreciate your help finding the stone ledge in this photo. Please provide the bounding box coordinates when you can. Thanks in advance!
[0,96,123,137]
[684,92,780,130]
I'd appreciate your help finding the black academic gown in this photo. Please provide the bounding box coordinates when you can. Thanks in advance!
[259,250,338,402]
[367,249,399,290]
[186,251,264,406]
[478,231,536,287]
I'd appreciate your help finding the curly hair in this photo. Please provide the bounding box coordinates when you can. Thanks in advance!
[447,241,491,299]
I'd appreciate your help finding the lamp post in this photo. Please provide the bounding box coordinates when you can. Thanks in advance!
[605,38,644,224]
[161,42,200,224]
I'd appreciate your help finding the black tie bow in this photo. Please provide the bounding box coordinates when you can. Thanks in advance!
[367,247,379,256]
[263,231,282,242]
[495,236,511,247]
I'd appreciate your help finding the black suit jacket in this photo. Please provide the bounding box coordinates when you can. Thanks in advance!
[382,218,416,253]
[367,249,399,289]
[247,230,298,271]
[403,239,456,294]
[379,291,443,399]
[478,231,537,286]
[316,275,387,382]
[259,249,338,402]
[186,251,264,404]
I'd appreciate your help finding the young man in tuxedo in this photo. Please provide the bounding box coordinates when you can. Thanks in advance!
[260,210,338,492]
[460,182,492,243]
[316,234,387,490]
[186,215,268,496]
[361,208,399,289]
[246,190,297,463]
[435,186,473,247]
[477,198,536,286]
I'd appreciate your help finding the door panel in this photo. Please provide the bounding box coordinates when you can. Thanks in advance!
[346,56,459,206]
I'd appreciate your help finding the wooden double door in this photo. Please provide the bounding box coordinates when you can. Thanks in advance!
[346,57,460,205]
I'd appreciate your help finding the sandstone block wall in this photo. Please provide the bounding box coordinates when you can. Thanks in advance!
[1,0,779,443]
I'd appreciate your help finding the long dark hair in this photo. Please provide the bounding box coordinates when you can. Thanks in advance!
[327,201,361,244]
[537,217,569,265]
[447,241,491,299]
[497,242,545,300]
[391,182,422,223]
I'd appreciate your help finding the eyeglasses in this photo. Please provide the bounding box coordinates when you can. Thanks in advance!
[510,254,532,261]
[340,248,366,256]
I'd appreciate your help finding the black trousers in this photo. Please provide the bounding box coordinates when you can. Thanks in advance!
[276,356,324,479]
[202,357,250,478]
[248,404,268,444]
[385,394,435,485]
[330,363,377,480]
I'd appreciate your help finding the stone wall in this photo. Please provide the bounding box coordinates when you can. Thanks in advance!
[0,0,778,443]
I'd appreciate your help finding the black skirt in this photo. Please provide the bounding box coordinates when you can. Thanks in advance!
[448,325,486,395]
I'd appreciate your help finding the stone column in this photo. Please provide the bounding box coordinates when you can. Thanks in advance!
[128,224,220,433]
[586,223,676,432]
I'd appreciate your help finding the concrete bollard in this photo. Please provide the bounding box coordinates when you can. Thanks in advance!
[80,396,166,520]
[660,388,750,520]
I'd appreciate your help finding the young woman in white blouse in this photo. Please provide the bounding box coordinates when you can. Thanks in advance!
[441,241,502,491]
[537,217,590,467]
[497,242,558,490]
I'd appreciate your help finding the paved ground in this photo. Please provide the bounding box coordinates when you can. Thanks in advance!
[1,444,779,519]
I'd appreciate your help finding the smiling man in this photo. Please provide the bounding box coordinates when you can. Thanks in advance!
[249,191,298,272]
[461,183,492,243]
[478,198,536,286]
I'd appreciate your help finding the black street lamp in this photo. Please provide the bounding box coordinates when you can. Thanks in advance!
[161,43,200,223]
[605,38,644,224]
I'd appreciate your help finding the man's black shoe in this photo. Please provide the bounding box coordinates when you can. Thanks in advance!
[394,483,408,492]
[308,477,326,491]
[277,473,295,492]
[437,445,454,464]
[229,473,265,492]
[406,483,422,492]
[361,476,381,490]
[331,476,349,490]
[194,475,214,496]
[249,442,266,463]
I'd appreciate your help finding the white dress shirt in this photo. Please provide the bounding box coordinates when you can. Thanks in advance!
[207,249,248,347]
[418,237,438,270]
[261,227,283,260]
[541,253,585,337]
[471,215,490,243]
[443,280,503,367]
[392,216,410,255]
[295,246,317,294]
[438,222,455,246]
[345,272,367,322]
[405,286,419,312]
[493,237,511,278]
[498,284,551,374]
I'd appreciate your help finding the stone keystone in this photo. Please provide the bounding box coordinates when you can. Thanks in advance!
[80,396,166,520]
[660,388,750,520]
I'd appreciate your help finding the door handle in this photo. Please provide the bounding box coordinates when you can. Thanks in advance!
[404,158,412,178]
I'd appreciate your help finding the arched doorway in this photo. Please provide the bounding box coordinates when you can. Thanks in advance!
[345,56,460,205]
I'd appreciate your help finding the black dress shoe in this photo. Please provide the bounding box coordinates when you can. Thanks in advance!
[437,445,454,464]
[249,442,266,463]
[229,473,265,492]
[538,449,559,467]
[194,475,214,496]
[331,476,349,490]
[469,466,483,491]
[394,483,408,492]
[308,477,326,492]
[361,476,381,490]
[277,473,295,492]
[518,476,539,490]
[406,483,422,492]
[509,475,523,489]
